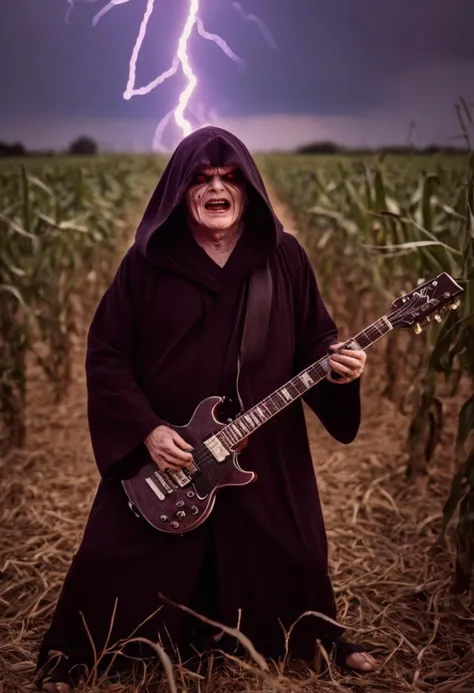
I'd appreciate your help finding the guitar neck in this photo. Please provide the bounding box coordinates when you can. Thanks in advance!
[217,315,393,450]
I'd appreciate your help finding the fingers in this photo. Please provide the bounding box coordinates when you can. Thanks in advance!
[145,426,194,470]
[330,358,364,378]
[327,347,364,384]
[153,446,193,472]
[329,359,354,378]
[171,431,193,451]
[330,352,363,370]
[328,343,366,382]
[329,343,366,361]
[157,461,183,472]
[167,441,194,463]
[158,453,187,471]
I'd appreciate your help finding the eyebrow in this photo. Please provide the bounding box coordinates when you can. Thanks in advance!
[195,168,237,176]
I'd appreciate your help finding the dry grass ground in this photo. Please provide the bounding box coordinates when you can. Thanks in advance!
[1,191,473,692]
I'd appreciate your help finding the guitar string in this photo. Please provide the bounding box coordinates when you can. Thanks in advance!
[164,301,439,484]
[178,317,393,475]
[154,288,450,492]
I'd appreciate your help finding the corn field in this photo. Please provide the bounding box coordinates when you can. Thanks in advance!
[0,156,165,452]
[262,145,474,593]
[1,150,474,692]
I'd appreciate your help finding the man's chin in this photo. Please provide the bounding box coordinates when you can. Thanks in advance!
[201,217,238,232]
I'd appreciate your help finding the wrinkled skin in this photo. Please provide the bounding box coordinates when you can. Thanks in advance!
[184,166,247,234]
[184,166,248,266]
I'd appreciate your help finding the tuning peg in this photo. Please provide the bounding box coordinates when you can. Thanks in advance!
[434,314,442,322]
[415,323,422,334]
[450,299,460,310]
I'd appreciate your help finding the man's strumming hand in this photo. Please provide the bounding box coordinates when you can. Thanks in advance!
[145,425,194,472]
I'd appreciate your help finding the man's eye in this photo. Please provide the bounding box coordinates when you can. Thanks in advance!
[192,173,208,184]
[224,170,241,182]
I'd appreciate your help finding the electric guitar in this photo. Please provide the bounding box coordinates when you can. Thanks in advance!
[122,272,463,535]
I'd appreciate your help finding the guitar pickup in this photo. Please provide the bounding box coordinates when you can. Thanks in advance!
[203,435,230,463]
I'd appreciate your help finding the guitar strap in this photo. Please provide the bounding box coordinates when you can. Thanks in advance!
[237,258,273,396]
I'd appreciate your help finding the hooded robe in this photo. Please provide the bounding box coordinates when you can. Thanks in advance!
[36,126,361,681]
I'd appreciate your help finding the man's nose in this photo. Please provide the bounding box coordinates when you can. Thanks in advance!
[209,175,225,191]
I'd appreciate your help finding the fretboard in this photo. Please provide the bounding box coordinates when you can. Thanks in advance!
[217,315,393,450]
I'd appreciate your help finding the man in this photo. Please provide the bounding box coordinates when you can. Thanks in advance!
[37,126,375,692]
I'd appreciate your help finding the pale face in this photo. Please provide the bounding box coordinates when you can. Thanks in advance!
[184,166,247,236]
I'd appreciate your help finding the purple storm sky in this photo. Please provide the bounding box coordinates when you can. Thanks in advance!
[1,0,473,151]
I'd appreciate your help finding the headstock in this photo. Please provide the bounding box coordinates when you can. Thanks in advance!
[388,273,464,332]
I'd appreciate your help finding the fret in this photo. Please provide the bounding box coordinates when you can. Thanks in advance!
[251,411,261,425]
[378,317,392,334]
[287,381,301,398]
[229,424,241,441]
[310,361,327,380]
[320,356,330,371]
[249,413,260,427]
[220,314,394,446]
[219,430,234,449]
[280,387,293,402]
[262,397,278,414]
[251,407,264,423]
[239,416,251,435]
[243,415,255,430]
[296,377,308,393]
[352,318,391,350]
[299,372,315,389]
[353,331,371,349]
[246,410,258,425]
[271,392,287,409]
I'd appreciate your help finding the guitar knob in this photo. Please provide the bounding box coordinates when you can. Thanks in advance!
[176,510,186,519]
[187,490,195,498]
[434,314,442,322]
[171,521,180,529]
[160,515,168,523]
[176,500,185,508]
[190,506,199,514]
[415,323,422,334]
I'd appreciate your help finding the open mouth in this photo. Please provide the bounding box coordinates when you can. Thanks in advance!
[204,199,230,212]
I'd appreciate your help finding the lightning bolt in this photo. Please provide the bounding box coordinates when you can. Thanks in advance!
[66,0,273,149]
[232,1,278,51]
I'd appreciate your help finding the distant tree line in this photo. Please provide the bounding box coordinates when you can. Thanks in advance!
[0,136,468,158]
[294,141,468,155]
[0,136,99,157]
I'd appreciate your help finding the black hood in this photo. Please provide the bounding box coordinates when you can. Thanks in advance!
[134,126,284,267]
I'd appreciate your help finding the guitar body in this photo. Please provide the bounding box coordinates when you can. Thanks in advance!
[122,396,256,535]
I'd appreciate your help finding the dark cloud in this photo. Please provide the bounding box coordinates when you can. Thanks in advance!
[0,0,473,146]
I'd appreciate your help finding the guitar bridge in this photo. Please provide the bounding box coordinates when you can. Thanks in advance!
[168,468,192,488]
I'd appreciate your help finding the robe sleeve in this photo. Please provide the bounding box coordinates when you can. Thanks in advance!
[291,238,361,444]
[85,248,164,478]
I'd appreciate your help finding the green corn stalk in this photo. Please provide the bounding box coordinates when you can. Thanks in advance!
[263,136,473,589]
[0,154,167,448]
